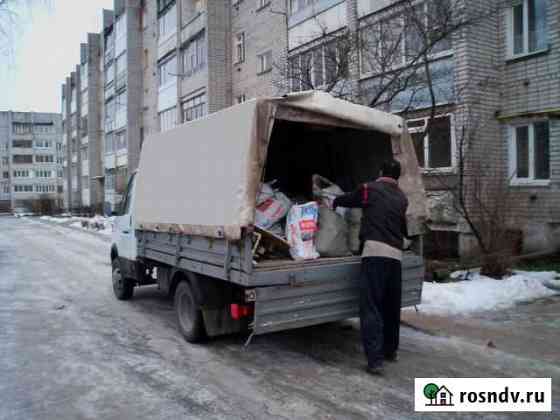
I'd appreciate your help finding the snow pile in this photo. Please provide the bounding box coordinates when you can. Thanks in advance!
[416,271,560,316]
[69,215,114,236]
[40,216,70,224]
[40,215,114,236]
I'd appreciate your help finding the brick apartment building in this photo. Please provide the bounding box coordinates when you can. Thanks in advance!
[0,111,64,213]
[60,0,559,255]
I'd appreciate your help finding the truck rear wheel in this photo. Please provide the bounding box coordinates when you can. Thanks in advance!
[175,280,206,343]
[112,258,134,300]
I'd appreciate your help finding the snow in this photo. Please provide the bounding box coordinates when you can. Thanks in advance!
[38,215,114,236]
[415,270,560,316]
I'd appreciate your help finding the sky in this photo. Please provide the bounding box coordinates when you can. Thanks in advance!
[0,0,114,113]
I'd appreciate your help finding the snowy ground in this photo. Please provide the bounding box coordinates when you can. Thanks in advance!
[38,215,114,236]
[1,216,559,419]
[415,270,560,316]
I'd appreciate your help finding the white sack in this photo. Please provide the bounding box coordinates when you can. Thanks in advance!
[315,206,351,257]
[255,191,291,229]
[286,202,320,261]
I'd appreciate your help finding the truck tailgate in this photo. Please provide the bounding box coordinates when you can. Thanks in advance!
[252,254,424,335]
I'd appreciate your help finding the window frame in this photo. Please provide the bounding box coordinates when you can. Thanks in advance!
[359,1,454,79]
[506,0,548,59]
[234,32,245,64]
[508,120,550,186]
[257,50,273,75]
[408,113,456,173]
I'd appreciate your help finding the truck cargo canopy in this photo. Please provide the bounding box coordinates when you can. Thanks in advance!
[134,91,427,240]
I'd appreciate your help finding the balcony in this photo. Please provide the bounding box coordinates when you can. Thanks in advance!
[181,10,206,46]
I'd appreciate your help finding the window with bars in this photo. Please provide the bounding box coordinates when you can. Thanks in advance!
[509,121,550,184]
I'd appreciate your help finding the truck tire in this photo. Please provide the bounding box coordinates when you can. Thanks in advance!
[112,258,134,300]
[175,280,206,343]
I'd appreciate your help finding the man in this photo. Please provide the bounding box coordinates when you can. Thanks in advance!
[333,159,408,375]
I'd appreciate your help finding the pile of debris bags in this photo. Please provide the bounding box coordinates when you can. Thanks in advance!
[254,177,362,261]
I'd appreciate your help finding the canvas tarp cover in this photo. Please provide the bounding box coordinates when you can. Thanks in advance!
[134,91,427,240]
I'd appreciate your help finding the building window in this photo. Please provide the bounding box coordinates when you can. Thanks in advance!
[35,155,54,163]
[35,170,54,178]
[12,140,33,148]
[360,2,453,75]
[290,0,319,15]
[81,147,88,161]
[509,0,548,57]
[182,30,206,77]
[408,114,455,171]
[182,94,206,122]
[289,42,343,91]
[13,170,30,178]
[158,1,177,40]
[236,94,246,104]
[115,130,127,151]
[509,121,549,184]
[234,32,245,64]
[81,116,88,138]
[12,123,32,134]
[115,53,128,90]
[105,132,115,154]
[159,107,177,132]
[257,50,272,74]
[158,54,177,86]
[35,140,53,148]
[82,176,89,190]
[14,185,34,193]
[13,155,33,164]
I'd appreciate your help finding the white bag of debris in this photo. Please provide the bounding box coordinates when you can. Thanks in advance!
[255,190,292,230]
[256,182,276,205]
[286,202,320,261]
[312,174,346,217]
[346,208,362,254]
[315,206,352,257]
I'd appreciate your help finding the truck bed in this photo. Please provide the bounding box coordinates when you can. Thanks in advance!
[137,230,424,335]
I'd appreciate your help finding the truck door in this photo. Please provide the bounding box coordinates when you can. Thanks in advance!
[113,173,137,261]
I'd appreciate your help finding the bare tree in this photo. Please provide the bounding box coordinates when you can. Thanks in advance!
[0,0,50,58]
[274,0,514,276]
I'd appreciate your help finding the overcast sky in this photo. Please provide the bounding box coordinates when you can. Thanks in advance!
[0,0,114,113]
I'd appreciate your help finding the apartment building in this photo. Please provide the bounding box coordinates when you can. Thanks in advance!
[60,0,558,255]
[283,0,559,255]
[0,111,64,212]
[61,34,104,212]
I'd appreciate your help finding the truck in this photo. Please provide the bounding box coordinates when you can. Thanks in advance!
[110,91,428,343]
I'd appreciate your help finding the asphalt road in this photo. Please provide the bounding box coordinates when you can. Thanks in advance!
[0,216,558,419]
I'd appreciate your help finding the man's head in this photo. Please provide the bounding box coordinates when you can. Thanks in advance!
[380,159,401,180]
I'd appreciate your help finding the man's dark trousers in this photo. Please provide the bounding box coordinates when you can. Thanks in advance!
[359,256,402,368]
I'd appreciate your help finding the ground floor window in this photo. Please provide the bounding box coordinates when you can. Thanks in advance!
[509,121,549,184]
[408,114,455,171]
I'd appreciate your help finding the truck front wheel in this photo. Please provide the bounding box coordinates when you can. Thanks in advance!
[112,258,134,300]
[175,280,206,343]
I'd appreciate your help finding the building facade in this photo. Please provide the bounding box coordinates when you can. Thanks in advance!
[0,111,64,213]
[60,0,559,255]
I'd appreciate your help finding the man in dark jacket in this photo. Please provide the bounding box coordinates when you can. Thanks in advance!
[333,159,408,375]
